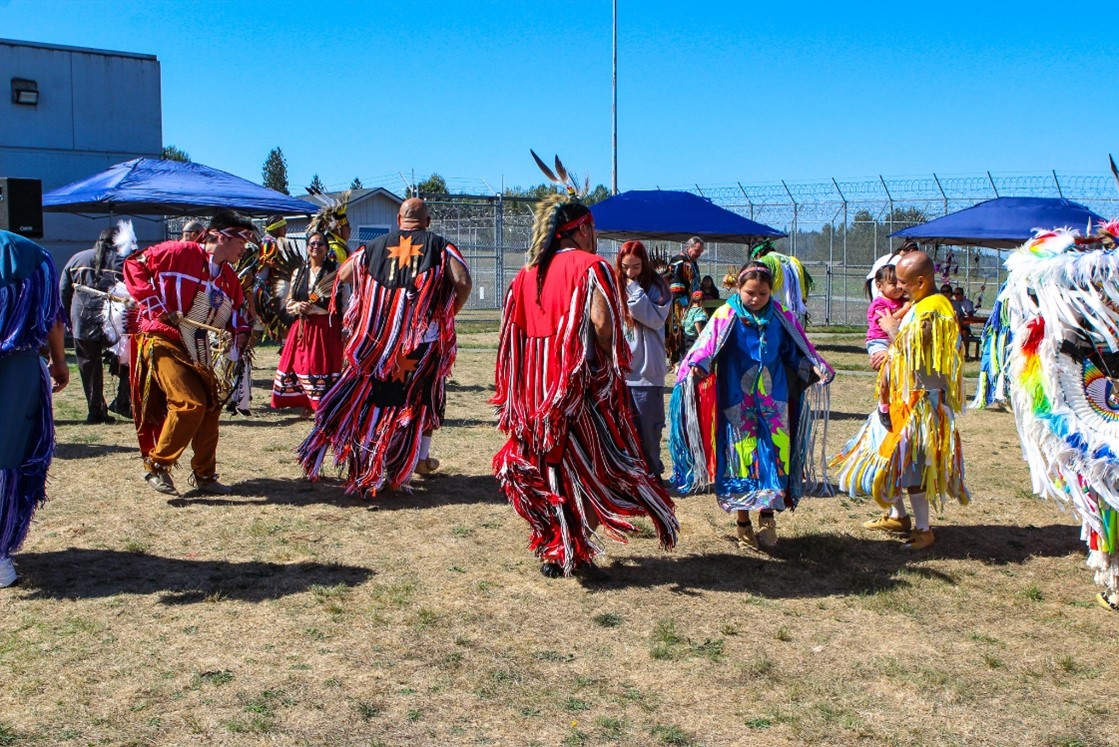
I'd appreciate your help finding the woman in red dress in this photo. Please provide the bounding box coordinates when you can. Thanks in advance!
[271,232,345,413]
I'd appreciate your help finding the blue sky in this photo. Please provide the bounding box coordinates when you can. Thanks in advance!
[3,0,1115,194]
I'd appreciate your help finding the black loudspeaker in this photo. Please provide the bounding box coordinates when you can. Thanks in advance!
[0,178,44,238]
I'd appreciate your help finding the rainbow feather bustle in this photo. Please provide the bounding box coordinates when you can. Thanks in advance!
[973,226,1119,592]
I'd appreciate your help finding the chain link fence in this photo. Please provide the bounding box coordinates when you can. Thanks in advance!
[425,173,1119,325]
[165,172,1119,327]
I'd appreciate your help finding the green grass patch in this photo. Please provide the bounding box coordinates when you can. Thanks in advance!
[593,612,622,628]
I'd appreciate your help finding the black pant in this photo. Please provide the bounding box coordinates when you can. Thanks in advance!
[74,338,108,421]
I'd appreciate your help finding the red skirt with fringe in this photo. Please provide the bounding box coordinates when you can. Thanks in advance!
[271,314,344,411]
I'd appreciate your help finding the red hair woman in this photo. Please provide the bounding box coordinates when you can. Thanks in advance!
[615,240,672,481]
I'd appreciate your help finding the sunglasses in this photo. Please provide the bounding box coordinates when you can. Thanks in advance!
[308,241,327,247]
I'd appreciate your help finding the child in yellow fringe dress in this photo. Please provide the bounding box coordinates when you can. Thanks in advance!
[830,251,970,549]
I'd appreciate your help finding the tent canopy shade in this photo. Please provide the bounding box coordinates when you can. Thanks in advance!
[890,196,1106,249]
[590,189,785,244]
[42,158,319,217]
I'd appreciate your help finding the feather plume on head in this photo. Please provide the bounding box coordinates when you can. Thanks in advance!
[114,219,138,258]
[527,151,596,303]
[306,188,352,237]
[528,193,569,267]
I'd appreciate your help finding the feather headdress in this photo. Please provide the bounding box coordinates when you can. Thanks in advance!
[526,151,592,267]
[306,188,352,237]
[972,220,1119,589]
[531,150,589,199]
[114,219,138,258]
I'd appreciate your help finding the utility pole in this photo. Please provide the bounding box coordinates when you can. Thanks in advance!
[611,0,618,194]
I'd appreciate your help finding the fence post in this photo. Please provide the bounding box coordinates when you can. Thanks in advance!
[933,172,948,216]
[1052,170,1064,198]
[737,181,755,220]
[781,180,798,257]
[495,193,505,301]
[831,178,847,326]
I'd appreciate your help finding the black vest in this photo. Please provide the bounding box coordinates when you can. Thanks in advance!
[363,229,448,288]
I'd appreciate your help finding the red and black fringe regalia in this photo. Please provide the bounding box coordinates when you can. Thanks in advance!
[492,249,679,574]
[298,230,464,495]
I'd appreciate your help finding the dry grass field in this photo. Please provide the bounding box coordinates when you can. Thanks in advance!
[2,329,1116,747]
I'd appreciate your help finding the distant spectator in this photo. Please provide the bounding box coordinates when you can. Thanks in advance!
[681,291,708,353]
[952,286,977,342]
[951,287,975,318]
[180,220,206,243]
[940,283,953,297]
[699,275,721,300]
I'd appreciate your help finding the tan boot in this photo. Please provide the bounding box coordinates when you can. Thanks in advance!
[903,529,935,550]
[863,513,912,534]
[414,457,441,476]
[736,520,758,550]
[757,513,778,550]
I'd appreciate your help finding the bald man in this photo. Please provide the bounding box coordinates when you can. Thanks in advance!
[831,250,970,550]
[299,197,471,496]
[180,220,206,243]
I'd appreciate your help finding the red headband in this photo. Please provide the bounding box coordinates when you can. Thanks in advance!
[555,212,593,238]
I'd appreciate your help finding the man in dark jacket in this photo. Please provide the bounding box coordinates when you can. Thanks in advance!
[60,227,125,423]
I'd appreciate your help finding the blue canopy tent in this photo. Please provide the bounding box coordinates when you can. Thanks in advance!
[42,158,318,217]
[591,189,785,243]
[890,196,1105,249]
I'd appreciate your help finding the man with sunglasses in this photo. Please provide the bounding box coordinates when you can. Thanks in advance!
[124,210,256,496]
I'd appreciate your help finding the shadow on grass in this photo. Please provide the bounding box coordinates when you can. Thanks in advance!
[446,381,495,394]
[221,415,312,428]
[611,523,1082,598]
[828,410,875,422]
[16,547,373,603]
[816,343,871,356]
[53,442,134,460]
[168,474,506,510]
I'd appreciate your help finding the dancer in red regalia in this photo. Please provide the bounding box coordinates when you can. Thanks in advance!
[124,210,255,496]
[298,198,472,495]
[492,153,679,580]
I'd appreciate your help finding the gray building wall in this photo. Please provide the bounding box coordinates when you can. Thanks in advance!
[286,189,403,252]
[0,38,163,267]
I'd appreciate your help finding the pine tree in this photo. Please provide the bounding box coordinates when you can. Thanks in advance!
[161,145,190,162]
[350,177,363,189]
[308,173,326,193]
[262,147,290,195]
[409,173,447,197]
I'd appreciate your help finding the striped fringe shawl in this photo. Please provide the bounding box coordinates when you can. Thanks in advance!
[297,248,458,495]
[492,260,678,574]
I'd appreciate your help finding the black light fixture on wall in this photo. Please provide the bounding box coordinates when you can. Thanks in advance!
[11,78,39,106]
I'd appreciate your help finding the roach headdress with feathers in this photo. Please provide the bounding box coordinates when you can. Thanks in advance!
[527,151,592,268]
[306,188,352,238]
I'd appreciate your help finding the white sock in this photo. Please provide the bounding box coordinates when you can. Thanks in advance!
[418,436,432,461]
[909,492,930,531]
[888,500,908,519]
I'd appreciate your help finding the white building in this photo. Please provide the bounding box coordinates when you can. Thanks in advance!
[0,38,163,266]
[285,188,403,250]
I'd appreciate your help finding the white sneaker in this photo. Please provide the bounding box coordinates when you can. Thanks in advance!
[0,557,17,588]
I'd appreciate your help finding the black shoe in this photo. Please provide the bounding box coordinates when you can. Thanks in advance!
[108,403,132,419]
[540,562,564,579]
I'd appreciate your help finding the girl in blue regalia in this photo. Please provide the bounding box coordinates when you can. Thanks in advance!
[669,261,833,550]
